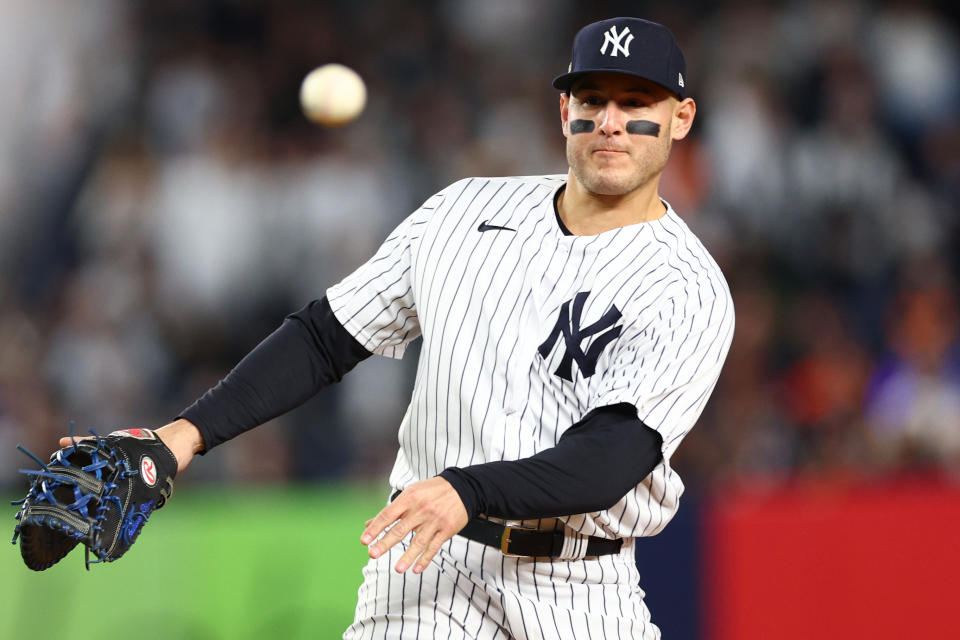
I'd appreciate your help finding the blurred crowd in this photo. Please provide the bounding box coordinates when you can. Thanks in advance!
[1,0,958,490]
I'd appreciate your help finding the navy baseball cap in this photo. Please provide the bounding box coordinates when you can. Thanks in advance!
[553,17,688,98]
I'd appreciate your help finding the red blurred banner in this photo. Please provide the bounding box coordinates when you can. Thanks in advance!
[703,477,960,640]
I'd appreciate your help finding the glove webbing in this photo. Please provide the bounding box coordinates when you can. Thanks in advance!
[11,427,141,570]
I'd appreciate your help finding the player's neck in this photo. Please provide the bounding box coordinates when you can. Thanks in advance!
[558,172,667,235]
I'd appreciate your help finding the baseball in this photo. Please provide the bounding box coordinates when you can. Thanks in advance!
[299,63,367,127]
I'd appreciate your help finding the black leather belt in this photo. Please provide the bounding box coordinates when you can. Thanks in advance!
[390,490,623,558]
[459,517,623,558]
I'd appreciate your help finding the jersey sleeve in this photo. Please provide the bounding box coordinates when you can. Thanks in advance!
[326,191,443,359]
[592,280,735,459]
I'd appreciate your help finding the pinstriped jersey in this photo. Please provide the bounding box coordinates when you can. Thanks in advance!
[328,175,734,539]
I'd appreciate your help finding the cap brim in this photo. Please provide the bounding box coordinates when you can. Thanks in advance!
[552,69,685,98]
[552,71,588,91]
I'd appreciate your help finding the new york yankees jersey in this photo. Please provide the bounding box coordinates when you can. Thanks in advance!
[328,174,734,540]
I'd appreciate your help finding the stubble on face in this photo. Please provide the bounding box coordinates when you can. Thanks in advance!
[566,120,672,196]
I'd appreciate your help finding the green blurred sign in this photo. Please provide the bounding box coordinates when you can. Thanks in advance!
[2,484,388,640]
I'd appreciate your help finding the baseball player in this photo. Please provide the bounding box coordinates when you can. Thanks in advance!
[87,17,733,639]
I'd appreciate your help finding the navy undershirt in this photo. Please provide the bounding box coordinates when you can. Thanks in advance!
[180,298,371,450]
[554,184,573,235]
[180,296,663,520]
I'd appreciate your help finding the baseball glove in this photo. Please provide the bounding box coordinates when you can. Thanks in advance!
[11,427,177,570]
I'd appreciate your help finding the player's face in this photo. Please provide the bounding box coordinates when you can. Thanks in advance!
[560,73,693,197]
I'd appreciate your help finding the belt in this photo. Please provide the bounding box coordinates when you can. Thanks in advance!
[390,490,623,558]
[459,517,623,558]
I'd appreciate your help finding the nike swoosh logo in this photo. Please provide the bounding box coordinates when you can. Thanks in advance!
[478,220,516,233]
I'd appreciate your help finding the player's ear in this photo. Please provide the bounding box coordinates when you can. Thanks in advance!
[670,97,696,141]
[560,92,570,138]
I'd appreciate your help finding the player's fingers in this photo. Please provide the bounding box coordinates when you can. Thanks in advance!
[58,436,93,448]
[411,531,449,574]
[412,514,465,573]
[394,526,437,573]
[369,514,422,559]
[361,502,404,545]
[361,486,431,547]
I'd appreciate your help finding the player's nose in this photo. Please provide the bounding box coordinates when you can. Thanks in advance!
[597,101,626,135]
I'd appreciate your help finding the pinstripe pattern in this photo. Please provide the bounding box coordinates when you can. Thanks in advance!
[344,527,657,639]
[330,175,734,638]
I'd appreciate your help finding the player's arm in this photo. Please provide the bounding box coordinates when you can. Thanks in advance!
[57,297,372,473]
[169,297,371,464]
[363,403,662,573]
[439,402,663,520]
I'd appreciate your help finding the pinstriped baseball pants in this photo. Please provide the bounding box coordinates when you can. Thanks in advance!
[343,532,660,639]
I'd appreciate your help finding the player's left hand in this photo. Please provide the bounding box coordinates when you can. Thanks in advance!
[362,476,468,574]
[58,418,204,473]
[14,427,178,570]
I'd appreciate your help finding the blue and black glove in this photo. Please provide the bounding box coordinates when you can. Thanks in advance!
[12,428,177,570]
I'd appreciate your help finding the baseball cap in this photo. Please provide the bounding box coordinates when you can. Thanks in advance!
[553,17,688,98]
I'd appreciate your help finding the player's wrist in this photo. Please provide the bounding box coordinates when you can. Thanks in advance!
[438,468,482,521]
[156,419,206,471]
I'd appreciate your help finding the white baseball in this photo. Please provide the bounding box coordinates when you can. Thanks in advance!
[299,63,367,127]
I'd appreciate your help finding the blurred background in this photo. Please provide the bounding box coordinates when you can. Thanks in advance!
[1,0,958,638]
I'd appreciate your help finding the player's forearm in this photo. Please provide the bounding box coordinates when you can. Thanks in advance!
[440,403,663,520]
[178,296,371,452]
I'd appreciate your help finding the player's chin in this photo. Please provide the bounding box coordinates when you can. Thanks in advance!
[581,171,642,196]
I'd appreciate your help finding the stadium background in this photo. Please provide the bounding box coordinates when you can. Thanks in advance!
[1,1,958,638]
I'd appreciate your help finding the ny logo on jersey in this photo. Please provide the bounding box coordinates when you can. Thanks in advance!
[600,25,634,57]
[538,291,623,381]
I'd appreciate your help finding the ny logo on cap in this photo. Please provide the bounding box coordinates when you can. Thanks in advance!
[600,25,634,57]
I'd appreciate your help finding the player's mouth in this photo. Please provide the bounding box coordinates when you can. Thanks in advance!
[593,147,629,156]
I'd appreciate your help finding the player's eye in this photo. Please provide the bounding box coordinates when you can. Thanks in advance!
[580,95,605,107]
[622,96,654,109]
